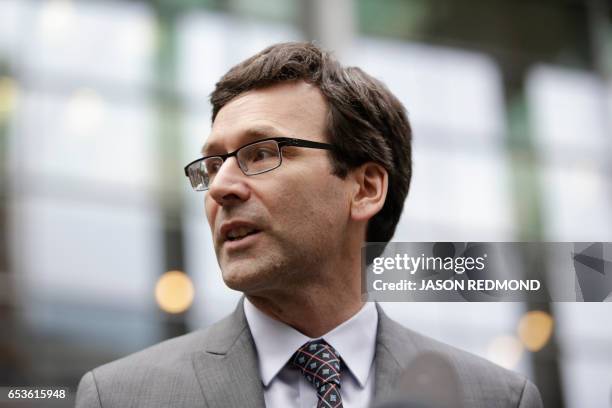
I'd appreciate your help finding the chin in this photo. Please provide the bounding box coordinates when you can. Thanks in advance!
[220,259,275,293]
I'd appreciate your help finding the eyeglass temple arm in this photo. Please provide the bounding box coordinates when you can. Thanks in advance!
[282,138,334,150]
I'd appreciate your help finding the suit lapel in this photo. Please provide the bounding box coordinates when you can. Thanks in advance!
[191,301,411,407]
[373,304,415,405]
[192,299,265,408]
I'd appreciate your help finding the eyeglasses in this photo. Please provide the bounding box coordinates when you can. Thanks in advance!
[184,137,334,191]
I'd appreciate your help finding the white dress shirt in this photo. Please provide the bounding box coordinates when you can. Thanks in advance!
[244,298,378,408]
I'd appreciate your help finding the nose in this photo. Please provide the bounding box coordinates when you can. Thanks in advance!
[207,156,251,206]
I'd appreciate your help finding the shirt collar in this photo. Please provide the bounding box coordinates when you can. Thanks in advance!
[244,298,378,388]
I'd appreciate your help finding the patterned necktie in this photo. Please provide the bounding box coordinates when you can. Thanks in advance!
[291,339,343,408]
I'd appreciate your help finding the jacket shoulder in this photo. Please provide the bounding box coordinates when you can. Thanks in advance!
[76,311,245,408]
[378,312,542,408]
[93,305,245,376]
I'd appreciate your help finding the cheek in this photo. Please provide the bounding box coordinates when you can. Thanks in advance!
[318,182,351,227]
[204,196,217,229]
[275,175,350,232]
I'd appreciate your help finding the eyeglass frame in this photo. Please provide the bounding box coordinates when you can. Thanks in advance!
[184,137,335,191]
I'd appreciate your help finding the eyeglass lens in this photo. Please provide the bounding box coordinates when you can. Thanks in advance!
[187,139,282,191]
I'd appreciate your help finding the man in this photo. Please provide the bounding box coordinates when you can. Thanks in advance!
[76,42,542,408]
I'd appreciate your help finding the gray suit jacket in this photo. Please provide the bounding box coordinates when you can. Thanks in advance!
[76,301,542,407]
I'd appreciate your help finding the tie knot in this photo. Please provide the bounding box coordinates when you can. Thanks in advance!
[291,339,342,388]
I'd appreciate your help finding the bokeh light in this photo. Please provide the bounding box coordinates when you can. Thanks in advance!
[37,0,76,45]
[117,16,156,59]
[486,335,524,369]
[63,88,107,137]
[155,270,195,314]
[518,310,554,352]
[0,76,19,120]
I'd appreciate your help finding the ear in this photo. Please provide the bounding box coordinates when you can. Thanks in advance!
[349,162,388,222]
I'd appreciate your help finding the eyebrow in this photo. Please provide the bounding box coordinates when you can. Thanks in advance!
[200,125,284,157]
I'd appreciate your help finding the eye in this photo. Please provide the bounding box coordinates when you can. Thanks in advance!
[204,159,222,175]
[251,147,276,162]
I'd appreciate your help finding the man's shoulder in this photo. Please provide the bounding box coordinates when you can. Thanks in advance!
[383,315,515,375]
[379,312,542,407]
[94,303,246,375]
[96,327,208,375]
[76,310,247,408]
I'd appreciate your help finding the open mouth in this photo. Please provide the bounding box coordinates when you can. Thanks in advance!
[226,227,260,242]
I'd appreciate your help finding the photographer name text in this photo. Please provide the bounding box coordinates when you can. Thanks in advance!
[372,278,541,292]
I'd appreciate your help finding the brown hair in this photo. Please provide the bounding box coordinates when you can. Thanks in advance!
[211,42,412,244]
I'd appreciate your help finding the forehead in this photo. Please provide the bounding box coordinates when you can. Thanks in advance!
[203,81,328,155]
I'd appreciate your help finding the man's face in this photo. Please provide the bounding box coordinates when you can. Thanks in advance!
[204,81,353,294]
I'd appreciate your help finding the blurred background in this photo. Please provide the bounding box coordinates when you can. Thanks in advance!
[0,0,611,407]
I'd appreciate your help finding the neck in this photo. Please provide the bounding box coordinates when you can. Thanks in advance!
[246,243,364,338]
[246,290,364,338]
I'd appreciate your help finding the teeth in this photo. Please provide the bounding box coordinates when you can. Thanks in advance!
[227,227,256,240]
